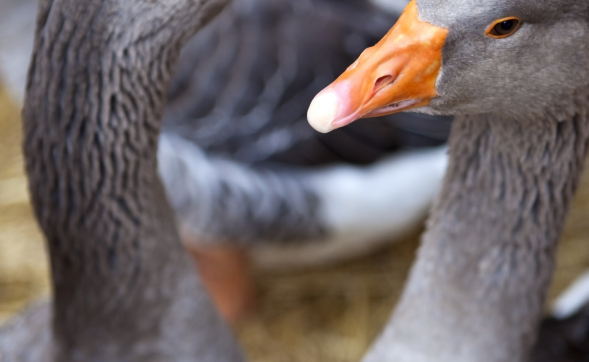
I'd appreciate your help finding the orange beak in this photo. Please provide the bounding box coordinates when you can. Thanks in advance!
[307,0,448,133]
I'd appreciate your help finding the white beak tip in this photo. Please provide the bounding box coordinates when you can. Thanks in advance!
[307,90,340,133]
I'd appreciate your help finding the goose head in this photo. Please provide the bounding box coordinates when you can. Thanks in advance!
[307,0,589,132]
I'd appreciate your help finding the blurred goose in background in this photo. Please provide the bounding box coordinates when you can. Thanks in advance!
[308,0,589,360]
[160,0,452,263]
[0,0,450,262]
[0,0,451,320]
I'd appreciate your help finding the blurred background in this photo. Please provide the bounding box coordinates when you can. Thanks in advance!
[2,0,589,361]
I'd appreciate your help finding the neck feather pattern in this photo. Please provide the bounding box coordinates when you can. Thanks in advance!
[21,0,241,360]
[364,92,589,362]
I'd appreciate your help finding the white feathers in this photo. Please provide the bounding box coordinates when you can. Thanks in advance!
[551,270,589,319]
[160,134,449,270]
[251,146,448,269]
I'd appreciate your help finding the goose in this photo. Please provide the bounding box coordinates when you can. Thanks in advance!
[0,0,246,360]
[307,0,589,360]
[0,0,452,321]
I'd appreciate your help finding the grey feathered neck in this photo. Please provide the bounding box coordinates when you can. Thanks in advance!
[365,88,589,361]
[21,0,242,360]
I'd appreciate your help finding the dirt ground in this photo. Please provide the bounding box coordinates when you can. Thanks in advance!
[2,83,589,362]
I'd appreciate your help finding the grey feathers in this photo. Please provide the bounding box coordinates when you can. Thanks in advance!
[159,134,325,243]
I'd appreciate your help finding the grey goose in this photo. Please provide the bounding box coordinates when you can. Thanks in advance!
[309,0,589,361]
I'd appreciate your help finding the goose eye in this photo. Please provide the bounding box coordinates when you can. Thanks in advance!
[486,17,521,38]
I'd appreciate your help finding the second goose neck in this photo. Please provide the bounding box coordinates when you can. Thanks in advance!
[22,0,240,359]
[365,111,589,362]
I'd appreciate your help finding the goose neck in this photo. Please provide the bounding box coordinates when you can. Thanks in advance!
[21,0,239,358]
[365,109,589,362]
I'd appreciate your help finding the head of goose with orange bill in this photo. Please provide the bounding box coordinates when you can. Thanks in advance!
[307,0,589,133]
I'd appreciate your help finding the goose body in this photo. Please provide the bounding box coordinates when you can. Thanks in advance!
[158,0,451,268]
[309,0,589,360]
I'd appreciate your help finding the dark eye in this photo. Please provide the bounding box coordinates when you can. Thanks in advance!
[486,17,521,38]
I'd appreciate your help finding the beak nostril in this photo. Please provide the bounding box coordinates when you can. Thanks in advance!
[374,75,394,93]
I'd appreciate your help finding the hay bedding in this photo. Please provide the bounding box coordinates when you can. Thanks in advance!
[0,86,50,326]
[1,83,589,361]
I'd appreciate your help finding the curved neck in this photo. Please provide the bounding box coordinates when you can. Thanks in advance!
[365,110,589,362]
[22,0,239,359]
